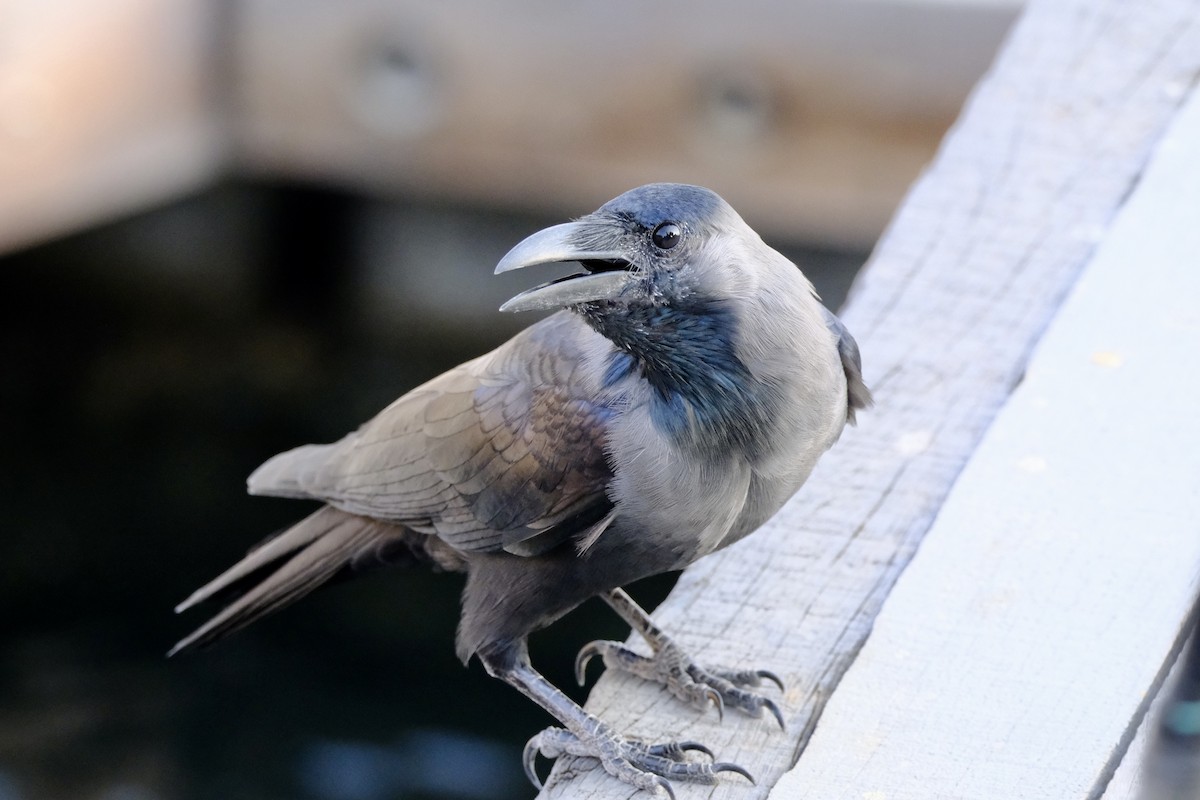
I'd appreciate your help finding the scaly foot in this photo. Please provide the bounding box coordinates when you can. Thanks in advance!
[482,642,754,797]
[523,725,754,798]
[575,637,786,729]
[586,588,787,728]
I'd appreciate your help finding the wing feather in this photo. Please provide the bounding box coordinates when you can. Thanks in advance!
[821,306,873,423]
[245,313,616,556]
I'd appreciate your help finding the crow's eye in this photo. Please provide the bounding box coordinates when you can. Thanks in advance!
[651,222,682,250]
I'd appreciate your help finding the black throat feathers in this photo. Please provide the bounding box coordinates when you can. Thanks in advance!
[580,299,776,456]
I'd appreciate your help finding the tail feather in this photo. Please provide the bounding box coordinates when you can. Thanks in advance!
[169,507,393,656]
[174,505,348,614]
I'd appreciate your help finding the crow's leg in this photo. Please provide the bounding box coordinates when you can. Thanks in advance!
[480,640,753,797]
[577,588,786,728]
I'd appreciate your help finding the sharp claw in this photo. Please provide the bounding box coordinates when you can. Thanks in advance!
[522,737,544,790]
[575,641,601,686]
[763,697,786,731]
[704,687,725,722]
[714,762,756,785]
[646,740,714,762]
[679,740,714,760]
[757,669,786,692]
[654,775,677,800]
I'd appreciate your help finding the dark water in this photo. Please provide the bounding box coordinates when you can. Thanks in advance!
[0,183,862,800]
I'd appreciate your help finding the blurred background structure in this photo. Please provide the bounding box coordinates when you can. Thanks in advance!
[0,2,1021,798]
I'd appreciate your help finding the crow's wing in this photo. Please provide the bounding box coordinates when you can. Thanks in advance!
[248,312,616,557]
[820,306,872,423]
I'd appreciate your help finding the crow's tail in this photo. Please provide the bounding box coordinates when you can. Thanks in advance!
[169,506,404,656]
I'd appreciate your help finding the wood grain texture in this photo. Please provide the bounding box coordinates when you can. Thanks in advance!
[776,77,1200,800]
[539,0,1200,797]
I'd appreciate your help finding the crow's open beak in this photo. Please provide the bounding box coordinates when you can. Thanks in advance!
[495,220,634,313]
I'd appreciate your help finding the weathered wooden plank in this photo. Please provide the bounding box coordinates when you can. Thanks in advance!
[0,0,226,254]
[541,0,1200,797]
[775,77,1200,800]
[234,0,1017,247]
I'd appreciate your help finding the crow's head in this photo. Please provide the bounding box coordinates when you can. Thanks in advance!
[496,183,773,315]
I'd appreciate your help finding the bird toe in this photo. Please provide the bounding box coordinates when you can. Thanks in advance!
[522,724,745,796]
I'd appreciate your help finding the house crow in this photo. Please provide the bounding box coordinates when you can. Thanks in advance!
[171,183,870,796]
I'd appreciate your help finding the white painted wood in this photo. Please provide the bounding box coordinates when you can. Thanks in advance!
[541,0,1200,797]
[0,0,226,254]
[775,75,1200,800]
